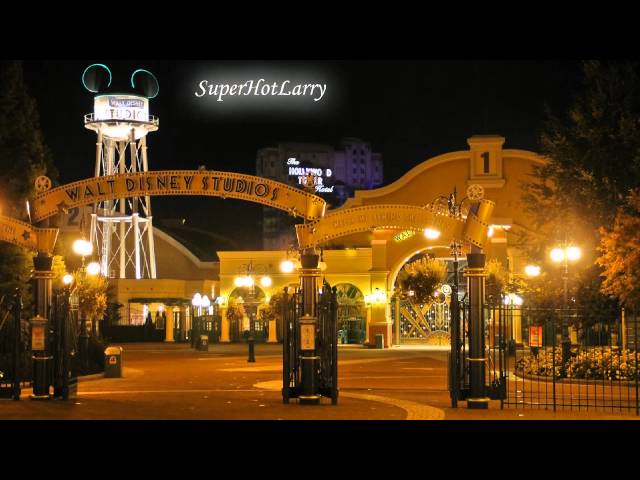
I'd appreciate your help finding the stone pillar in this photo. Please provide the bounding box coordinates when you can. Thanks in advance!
[366,272,391,348]
[220,306,230,342]
[165,313,174,343]
[268,319,278,343]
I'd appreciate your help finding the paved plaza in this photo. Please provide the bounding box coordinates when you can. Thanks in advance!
[0,343,636,420]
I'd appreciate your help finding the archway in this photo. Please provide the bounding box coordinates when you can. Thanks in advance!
[334,283,367,345]
[228,286,267,342]
[390,248,466,346]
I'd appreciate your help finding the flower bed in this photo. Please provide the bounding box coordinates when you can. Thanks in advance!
[516,347,639,381]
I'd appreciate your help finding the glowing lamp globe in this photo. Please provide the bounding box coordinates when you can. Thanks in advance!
[424,228,441,240]
[86,262,101,276]
[192,293,202,307]
[566,246,581,262]
[63,274,74,285]
[73,239,93,257]
[280,260,295,273]
[550,248,565,263]
[260,276,272,288]
[524,265,541,277]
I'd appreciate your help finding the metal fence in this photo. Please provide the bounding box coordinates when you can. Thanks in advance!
[0,291,32,398]
[486,304,640,415]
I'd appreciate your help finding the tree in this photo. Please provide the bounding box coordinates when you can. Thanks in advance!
[397,256,447,305]
[520,61,640,316]
[77,274,108,326]
[0,61,58,301]
[597,189,640,310]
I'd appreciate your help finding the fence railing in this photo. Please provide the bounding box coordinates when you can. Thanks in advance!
[486,304,639,415]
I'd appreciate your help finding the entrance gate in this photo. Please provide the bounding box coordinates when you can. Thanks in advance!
[282,282,338,405]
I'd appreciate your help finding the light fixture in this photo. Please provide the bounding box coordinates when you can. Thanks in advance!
[524,265,541,277]
[192,293,202,307]
[487,225,495,238]
[280,259,295,273]
[86,261,101,276]
[424,228,441,240]
[201,295,211,308]
[73,239,93,257]
[158,305,164,312]
[550,247,565,263]
[62,273,74,285]
[234,277,245,287]
[566,246,581,262]
[260,276,272,288]
[215,296,227,306]
[504,293,523,306]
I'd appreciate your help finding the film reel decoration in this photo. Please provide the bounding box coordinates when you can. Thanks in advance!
[35,176,52,193]
[466,183,485,201]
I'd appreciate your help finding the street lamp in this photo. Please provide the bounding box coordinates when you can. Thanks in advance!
[524,265,541,277]
[235,261,271,363]
[550,244,582,368]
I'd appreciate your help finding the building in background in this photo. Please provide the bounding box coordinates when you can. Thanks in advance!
[256,138,384,250]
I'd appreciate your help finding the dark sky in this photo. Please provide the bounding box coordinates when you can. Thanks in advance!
[22,60,582,249]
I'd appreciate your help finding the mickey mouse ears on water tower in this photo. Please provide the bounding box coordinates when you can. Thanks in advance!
[82,63,159,99]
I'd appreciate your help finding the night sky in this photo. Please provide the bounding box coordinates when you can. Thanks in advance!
[21,60,582,250]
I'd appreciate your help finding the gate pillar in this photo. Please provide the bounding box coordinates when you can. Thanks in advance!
[465,252,489,409]
[298,249,321,404]
[366,271,391,348]
[31,253,54,400]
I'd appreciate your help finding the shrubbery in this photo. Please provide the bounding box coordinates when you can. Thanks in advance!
[517,347,639,381]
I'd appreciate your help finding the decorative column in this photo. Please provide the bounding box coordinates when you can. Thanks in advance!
[165,313,174,342]
[298,249,320,405]
[465,252,490,409]
[268,318,278,343]
[220,306,230,342]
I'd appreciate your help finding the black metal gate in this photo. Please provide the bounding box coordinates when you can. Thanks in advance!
[282,282,338,404]
[450,301,640,415]
[0,290,30,399]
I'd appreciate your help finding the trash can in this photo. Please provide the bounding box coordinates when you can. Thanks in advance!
[104,346,123,378]
[197,334,209,351]
[375,334,384,349]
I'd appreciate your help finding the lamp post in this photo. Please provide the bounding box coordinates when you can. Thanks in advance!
[71,238,100,374]
[235,261,271,363]
[550,244,581,368]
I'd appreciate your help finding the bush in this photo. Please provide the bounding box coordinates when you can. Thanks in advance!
[516,347,639,381]
[85,336,106,375]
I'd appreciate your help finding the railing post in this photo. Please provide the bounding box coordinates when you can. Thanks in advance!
[465,252,490,409]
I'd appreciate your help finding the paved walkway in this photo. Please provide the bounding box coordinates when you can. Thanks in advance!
[0,343,636,420]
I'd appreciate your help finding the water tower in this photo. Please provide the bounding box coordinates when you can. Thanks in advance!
[82,64,159,279]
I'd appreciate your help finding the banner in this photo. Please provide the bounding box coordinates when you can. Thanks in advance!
[31,170,327,222]
[0,215,58,253]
